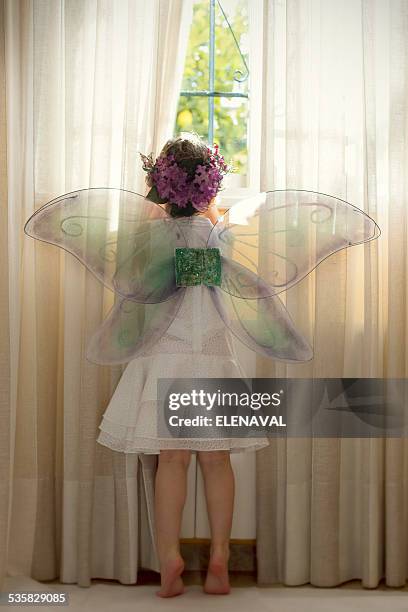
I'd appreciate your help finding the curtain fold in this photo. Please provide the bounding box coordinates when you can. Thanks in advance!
[256,0,408,587]
[0,0,11,594]
[1,0,193,590]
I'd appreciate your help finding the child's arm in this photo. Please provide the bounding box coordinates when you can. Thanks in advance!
[201,197,222,225]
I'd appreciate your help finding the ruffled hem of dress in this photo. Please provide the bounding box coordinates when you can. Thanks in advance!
[96,428,270,454]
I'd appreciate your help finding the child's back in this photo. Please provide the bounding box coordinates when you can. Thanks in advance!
[96,214,270,454]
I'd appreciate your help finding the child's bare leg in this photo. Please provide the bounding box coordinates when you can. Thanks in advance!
[197,450,234,594]
[154,449,191,597]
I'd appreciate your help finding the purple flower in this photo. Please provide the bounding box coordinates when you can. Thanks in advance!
[140,143,233,211]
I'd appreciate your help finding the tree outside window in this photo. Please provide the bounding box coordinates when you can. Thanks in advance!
[174,0,249,178]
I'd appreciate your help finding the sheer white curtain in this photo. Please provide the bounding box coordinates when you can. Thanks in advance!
[1,0,192,589]
[256,0,408,587]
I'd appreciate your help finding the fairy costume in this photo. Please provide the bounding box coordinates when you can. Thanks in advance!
[24,145,380,454]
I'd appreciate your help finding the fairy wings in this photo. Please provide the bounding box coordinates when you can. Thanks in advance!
[23,188,380,365]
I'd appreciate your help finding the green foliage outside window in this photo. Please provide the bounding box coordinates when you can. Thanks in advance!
[174,0,249,174]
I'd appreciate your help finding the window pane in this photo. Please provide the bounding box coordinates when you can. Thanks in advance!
[176,95,209,141]
[179,2,209,94]
[174,0,249,177]
[213,0,248,96]
[214,96,248,173]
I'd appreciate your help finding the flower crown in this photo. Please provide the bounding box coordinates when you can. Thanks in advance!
[140,143,233,211]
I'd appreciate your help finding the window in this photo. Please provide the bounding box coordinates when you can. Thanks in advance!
[174,0,250,191]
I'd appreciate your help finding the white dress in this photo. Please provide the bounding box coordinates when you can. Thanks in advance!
[96,216,270,454]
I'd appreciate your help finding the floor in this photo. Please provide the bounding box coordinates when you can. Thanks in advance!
[3,573,408,612]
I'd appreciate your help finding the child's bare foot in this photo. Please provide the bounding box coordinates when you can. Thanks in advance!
[156,554,185,598]
[204,546,231,595]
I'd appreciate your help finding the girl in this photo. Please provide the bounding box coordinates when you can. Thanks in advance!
[24,131,380,599]
[96,133,270,597]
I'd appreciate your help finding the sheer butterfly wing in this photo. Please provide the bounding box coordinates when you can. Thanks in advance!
[24,187,187,303]
[207,189,381,299]
[86,289,186,365]
[209,268,313,363]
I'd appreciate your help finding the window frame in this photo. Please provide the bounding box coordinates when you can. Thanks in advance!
[176,0,263,207]
[179,0,249,146]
